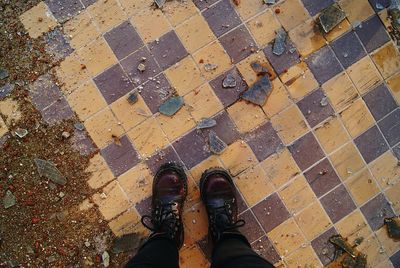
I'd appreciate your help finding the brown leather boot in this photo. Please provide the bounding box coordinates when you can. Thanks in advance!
[200,168,245,244]
[141,163,187,248]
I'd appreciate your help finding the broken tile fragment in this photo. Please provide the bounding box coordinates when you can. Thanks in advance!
[127,91,138,104]
[242,76,273,106]
[159,96,184,116]
[0,83,14,99]
[34,158,67,185]
[0,69,9,80]
[264,0,276,4]
[154,0,166,8]
[15,128,28,138]
[3,190,16,209]
[222,73,237,88]
[209,130,227,154]
[197,118,217,129]
[385,216,400,239]
[273,28,287,56]
[204,63,218,71]
[318,4,346,33]
[137,63,146,72]
[250,61,269,75]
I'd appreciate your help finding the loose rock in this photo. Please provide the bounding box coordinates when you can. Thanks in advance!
[222,73,237,88]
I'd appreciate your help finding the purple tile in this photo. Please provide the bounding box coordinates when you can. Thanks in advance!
[44,29,73,61]
[331,31,366,69]
[45,0,84,22]
[390,250,400,267]
[41,98,74,125]
[288,132,325,171]
[135,196,152,216]
[173,129,211,169]
[252,193,290,233]
[120,46,161,86]
[0,83,14,100]
[369,0,390,12]
[139,73,173,114]
[104,21,144,60]
[209,67,247,107]
[29,73,63,111]
[393,144,400,160]
[379,109,400,147]
[311,227,338,266]
[355,15,391,53]
[200,111,240,145]
[93,64,134,104]
[251,236,280,264]
[360,193,395,231]
[363,83,397,121]
[219,25,256,63]
[320,184,356,223]
[301,0,334,16]
[202,0,241,37]
[71,129,97,156]
[297,88,334,127]
[193,0,220,10]
[263,39,300,74]
[100,135,140,176]
[244,121,283,162]
[304,158,341,197]
[81,0,97,7]
[355,125,389,163]
[148,31,188,70]
[239,210,265,243]
[305,45,343,84]
[145,145,183,175]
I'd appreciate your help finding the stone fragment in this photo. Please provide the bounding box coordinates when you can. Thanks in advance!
[242,76,273,106]
[273,28,287,56]
[197,118,217,129]
[209,130,227,154]
[0,83,14,99]
[154,0,166,8]
[318,4,346,33]
[102,251,110,267]
[112,233,146,253]
[204,63,218,71]
[385,216,400,239]
[222,73,237,88]
[320,97,329,107]
[62,131,70,139]
[137,63,146,72]
[159,96,184,116]
[0,69,9,80]
[74,122,85,131]
[3,190,16,209]
[15,128,28,138]
[127,91,138,104]
[34,158,67,185]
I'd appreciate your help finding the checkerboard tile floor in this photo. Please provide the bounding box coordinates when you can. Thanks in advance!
[16,0,400,266]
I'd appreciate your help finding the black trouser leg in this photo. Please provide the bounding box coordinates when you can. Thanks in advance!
[211,233,275,268]
[125,235,179,268]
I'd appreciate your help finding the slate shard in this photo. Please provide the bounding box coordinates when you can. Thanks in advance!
[329,235,357,258]
[0,69,9,80]
[74,122,85,131]
[242,76,273,106]
[204,63,218,71]
[0,83,14,99]
[112,233,146,253]
[273,29,287,56]
[318,4,347,33]
[222,73,237,88]
[250,61,269,76]
[209,130,227,154]
[154,0,166,8]
[263,0,276,4]
[127,91,138,104]
[197,118,217,129]
[159,96,184,116]
[34,158,67,185]
[15,128,28,138]
[385,216,400,239]
[3,190,16,209]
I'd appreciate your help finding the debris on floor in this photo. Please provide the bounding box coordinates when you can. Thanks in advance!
[329,235,357,258]
[15,128,28,138]
[34,158,67,185]
[209,130,227,154]
[222,73,237,88]
[263,0,276,4]
[159,96,184,116]
[197,118,217,129]
[127,91,139,104]
[3,190,16,209]
[154,0,166,8]
[250,61,269,76]
[388,0,400,47]
[204,63,218,72]
[326,234,367,268]
[102,251,110,267]
[385,216,400,239]
[0,68,9,80]
[318,3,347,33]
[242,75,273,106]
[273,28,287,56]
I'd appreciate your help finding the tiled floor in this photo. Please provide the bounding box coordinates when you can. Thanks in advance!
[16,0,400,267]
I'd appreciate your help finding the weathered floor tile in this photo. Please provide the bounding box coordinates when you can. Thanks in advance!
[304,158,341,197]
[355,125,389,163]
[361,193,395,231]
[355,15,391,53]
[311,227,338,266]
[330,31,366,69]
[378,109,400,147]
[202,0,241,37]
[288,132,325,171]
[219,25,256,64]
[363,83,397,121]
[320,184,356,223]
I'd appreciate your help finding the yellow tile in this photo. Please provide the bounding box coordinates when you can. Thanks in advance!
[157,106,196,141]
[322,72,359,112]
[193,41,232,80]
[165,56,205,96]
[268,218,306,256]
[63,11,100,49]
[275,0,310,31]
[76,37,118,77]
[247,9,281,47]
[376,227,400,256]
[345,168,380,206]
[92,180,131,220]
[55,52,90,94]
[330,142,365,181]
[118,163,153,203]
[262,78,292,118]
[314,117,349,154]
[261,148,300,189]
[131,8,171,43]
[227,100,268,133]
[339,0,374,25]
[127,117,169,157]
[87,0,127,33]
[180,245,209,268]
[183,203,209,241]
[279,175,316,214]
[86,153,115,189]
[339,98,374,138]
[190,155,223,183]
[369,151,400,190]
[119,0,153,16]
[324,19,351,42]
[385,180,400,214]
[108,209,147,236]
[67,80,107,121]
[347,56,382,95]
[371,42,400,79]
[236,51,276,87]
[185,83,223,121]
[176,14,216,54]
[110,94,152,131]
[280,62,319,100]
[220,140,258,176]
[0,116,8,137]
[356,235,387,267]
[84,107,125,148]
[387,72,400,104]
[235,0,266,20]
[271,105,308,145]
[286,246,321,268]
[295,201,332,240]
[289,19,325,57]
[0,99,21,125]
[234,165,274,207]
[163,0,198,27]
[336,210,373,244]
[19,2,58,38]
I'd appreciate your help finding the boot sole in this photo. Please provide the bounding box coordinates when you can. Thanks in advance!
[199,167,235,202]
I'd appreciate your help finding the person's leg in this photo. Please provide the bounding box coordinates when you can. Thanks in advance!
[124,163,188,268]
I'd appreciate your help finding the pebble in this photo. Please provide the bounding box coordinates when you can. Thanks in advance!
[85,241,91,248]
[102,251,110,267]
[62,131,71,139]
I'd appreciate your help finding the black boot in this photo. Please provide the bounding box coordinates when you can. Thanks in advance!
[141,163,188,248]
[200,168,245,244]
